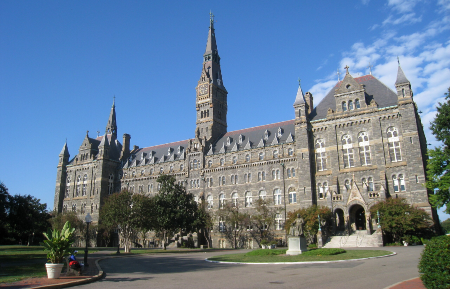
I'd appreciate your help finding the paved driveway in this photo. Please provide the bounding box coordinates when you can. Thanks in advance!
[74,246,424,289]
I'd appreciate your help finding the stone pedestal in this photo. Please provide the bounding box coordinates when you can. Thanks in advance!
[286,236,308,255]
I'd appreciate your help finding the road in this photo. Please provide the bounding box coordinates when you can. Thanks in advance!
[74,246,424,289]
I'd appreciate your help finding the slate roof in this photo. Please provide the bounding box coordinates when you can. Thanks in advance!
[395,65,410,85]
[309,75,398,121]
[123,139,190,168]
[209,120,295,155]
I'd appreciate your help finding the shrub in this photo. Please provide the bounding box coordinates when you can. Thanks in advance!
[302,248,346,256]
[245,249,286,256]
[418,235,450,289]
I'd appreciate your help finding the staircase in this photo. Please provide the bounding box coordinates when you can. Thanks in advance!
[323,230,382,248]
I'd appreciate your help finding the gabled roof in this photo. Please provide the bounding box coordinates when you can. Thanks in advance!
[309,75,398,121]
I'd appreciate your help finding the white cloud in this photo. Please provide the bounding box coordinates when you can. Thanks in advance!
[382,13,422,26]
[438,0,450,10]
[387,0,421,13]
[361,0,370,5]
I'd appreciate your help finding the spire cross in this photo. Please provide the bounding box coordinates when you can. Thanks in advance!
[97,131,100,137]
[397,56,400,66]
[336,69,341,81]
[368,62,373,75]
[209,11,215,26]
[86,130,89,137]
[298,78,301,87]
[344,65,350,74]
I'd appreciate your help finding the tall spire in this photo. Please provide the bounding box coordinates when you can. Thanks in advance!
[59,140,70,157]
[395,60,410,85]
[105,97,117,138]
[293,78,306,106]
[204,11,218,58]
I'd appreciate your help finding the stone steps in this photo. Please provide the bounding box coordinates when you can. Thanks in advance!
[323,230,382,248]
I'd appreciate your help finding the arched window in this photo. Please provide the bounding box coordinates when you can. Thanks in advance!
[399,174,405,191]
[345,179,351,190]
[108,174,114,195]
[76,176,81,197]
[221,176,225,186]
[231,193,238,207]
[82,174,88,196]
[231,175,235,184]
[288,188,297,204]
[287,168,291,178]
[220,158,224,166]
[245,192,252,207]
[180,164,184,171]
[355,99,360,109]
[245,154,250,162]
[393,175,399,192]
[318,183,324,199]
[259,152,264,160]
[219,194,225,209]
[368,177,374,191]
[208,160,212,167]
[291,168,296,177]
[66,176,71,198]
[387,127,402,162]
[193,159,198,169]
[273,188,282,205]
[207,195,213,209]
[275,213,283,230]
[358,132,371,166]
[342,135,355,168]
[342,101,347,112]
[232,156,237,164]
[259,190,266,200]
[348,100,354,110]
[393,174,406,192]
[323,182,328,195]
[315,139,327,171]
[273,150,278,159]
[160,167,164,173]
[402,88,405,97]
[288,148,294,156]
[150,168,154,174]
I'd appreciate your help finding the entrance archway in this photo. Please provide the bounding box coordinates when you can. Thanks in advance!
[334,208,345,231]
[349,204,366,231]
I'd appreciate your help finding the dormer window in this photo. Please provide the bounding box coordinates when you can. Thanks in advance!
[177,146,182,154]
[238,134,244,144]
[226,137,232,146]
[167,148,172,156]
[264,130,269,140]
[277,127,283,137]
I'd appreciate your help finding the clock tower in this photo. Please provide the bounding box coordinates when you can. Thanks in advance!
[195,12,228,142]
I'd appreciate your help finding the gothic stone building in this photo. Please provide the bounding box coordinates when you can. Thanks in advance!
[54,16,437,248]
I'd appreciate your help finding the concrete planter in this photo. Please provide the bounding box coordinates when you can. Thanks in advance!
[45,263,64,279]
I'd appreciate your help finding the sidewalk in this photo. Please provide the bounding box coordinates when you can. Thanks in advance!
[0,252,112,289]
[387,277,426,289]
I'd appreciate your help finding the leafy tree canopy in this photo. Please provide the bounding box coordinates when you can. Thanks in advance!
[427,87,450,214]
[441,218,450,234]
[285,205,332,244]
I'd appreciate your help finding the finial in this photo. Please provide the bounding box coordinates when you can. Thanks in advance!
[65,138,67,144]
[113,96,115,107]
[368,62,373,75]
[86,130,89,137]
[97,131,100,137]
[209,11,215,27]
[397,56,400,65]
[336,68,341,81]
[344,65,350,74]
[298,78,301,87]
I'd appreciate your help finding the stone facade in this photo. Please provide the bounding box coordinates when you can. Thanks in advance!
[54,16,438,248]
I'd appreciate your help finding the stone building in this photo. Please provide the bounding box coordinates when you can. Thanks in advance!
[54,15,438,248]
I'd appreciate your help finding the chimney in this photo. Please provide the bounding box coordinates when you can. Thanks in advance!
[121,133,131,161]
[305,92,313,115]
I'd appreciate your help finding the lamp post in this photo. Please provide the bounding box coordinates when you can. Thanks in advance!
[281,163,287,246]
[84,213,92,267]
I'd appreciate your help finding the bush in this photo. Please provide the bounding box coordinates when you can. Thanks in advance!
[302,248,346,256]
[245,249,286,256]
[418,235,450,289]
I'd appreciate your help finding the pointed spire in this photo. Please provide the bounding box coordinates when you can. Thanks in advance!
[293,78,306,106]
[59,140,70,157]
[105,98,117,138]
[204,11,218,57]
[99,134,109,147]
[395,60,410,85]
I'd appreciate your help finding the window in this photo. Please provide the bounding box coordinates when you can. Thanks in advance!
[288,148,294,156]
[108,174,114,195]
[220,158,224,166]
[355,99,360,109]
[342,101,347,112]
[387,127,402,162]
[323,182,328,194]
[220,176,225,186]
[219,194,225,209]
[358,132,371,166]
[219,217,225,232]
[141,170,145,176]
[315,139,327,171]
[207,195,213,209]
[259,152,264,160]
[232,156,237,164]
[72,204,77,212]
[318,183,324,199]
[259,190,266,200]
[393,174,406,192]
[66,176,71,198]
[368,177,374,191]
[231,174,238,184]
[160,167,164,173]
[231,193,238,207]
[82,175,88,196]
[76,176,81,197]
[169,166,173,172]
[342,135,355,168]
[150,168,154,174]
[132,171,136,177]
[275,214,283,230]
[245,192,252,207]
[273,150,278,159]
[273,188,282,205]
[348,100,354,110]
[180,164,184,171]
[393,175,399,192]
[288,188,297,204]
[208,160,212,167]
[245,154,250,162]
[345,179,351,190]
[193,159,198,169]
[287,168,291,178]
[291,168,295,177]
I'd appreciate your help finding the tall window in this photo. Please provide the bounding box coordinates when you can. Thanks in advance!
[273,150,279,159]
[387,127,402,162]
[219,194,225,209]
[348,100,354,110]
[315,139,327,171]
[108,174,114,195]
[259,190,266,200]
[318,183,324,199]
[368,177,374,191]
[76,176,81,197]
[245,154,250,162]
[342,135,355,168]
[82,174,87,196]
[288,148,294,156]
[259,152,264,160]
[272,169,280,180]
[245,192,252,207]
[323,182,329,195]
[193,159,198,169]
[393,174,406,192]
[358,132,371,166]
[65,176,71,198]
[219,217,225,232]
[355,99,360,109]
[207,195,213,209]
[288,188,297,204]
[220,158,224,166]
[342,101,347,111]
[273,188,282,205]
[231,193,238,207]
[275,214,283,230]
[232,156,237,164]
[345,179,351,190]
[208,160,212,167]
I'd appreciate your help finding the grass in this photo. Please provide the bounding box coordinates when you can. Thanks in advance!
[0,245,99,284]
[207,248,393,263]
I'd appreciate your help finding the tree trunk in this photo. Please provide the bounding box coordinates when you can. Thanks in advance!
[163,231,167,250]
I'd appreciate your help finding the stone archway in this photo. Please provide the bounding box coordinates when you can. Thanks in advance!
[334,208,345,231]
[349,204,366,231]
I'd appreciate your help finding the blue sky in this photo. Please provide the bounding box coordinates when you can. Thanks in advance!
[1,0,449,221]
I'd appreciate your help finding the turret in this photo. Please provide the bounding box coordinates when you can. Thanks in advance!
[105,98,117,139]
[293,79,308,121]
[395,60,413,105]
[58,140,70,166]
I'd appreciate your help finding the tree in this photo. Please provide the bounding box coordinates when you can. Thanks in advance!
[216,202,251,249]
[0,182,12,244]
[285,205,332,245]
[100,190,153,253]
[152,175,200,250]
[441,218,450,234]
[7,194,51,245]
[426,87,450,214]
[370,198,433,243]
[49,210,84,232]
[192,205,213,247]
[248,198,280,247]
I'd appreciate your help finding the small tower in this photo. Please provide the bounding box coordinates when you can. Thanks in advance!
[195,12,228,142]
[58,140,70,166]
[293,79,308,121]
[98,134,110,160]
[395,61,413,105]
[54,141,70,213]
[105,98,117,138]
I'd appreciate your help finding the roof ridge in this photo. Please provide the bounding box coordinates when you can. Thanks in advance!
[138,139,191,151]
[334,74,375,88]
[224,120,295,136]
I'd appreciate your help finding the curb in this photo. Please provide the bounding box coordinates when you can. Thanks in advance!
[385,277,422,289]
[32,258,106,289]
[205,251,397,265]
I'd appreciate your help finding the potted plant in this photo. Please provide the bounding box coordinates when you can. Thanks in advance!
[41,221,75,279]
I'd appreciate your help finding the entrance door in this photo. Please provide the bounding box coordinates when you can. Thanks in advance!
[353,205,366,230]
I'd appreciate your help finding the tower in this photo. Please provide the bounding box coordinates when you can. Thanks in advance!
[54,141,70,213]
[105,98,117,139]
[195,12,228,142]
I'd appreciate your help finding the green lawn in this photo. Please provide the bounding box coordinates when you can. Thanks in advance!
[207,248,394,263]
[0,245,98,284]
